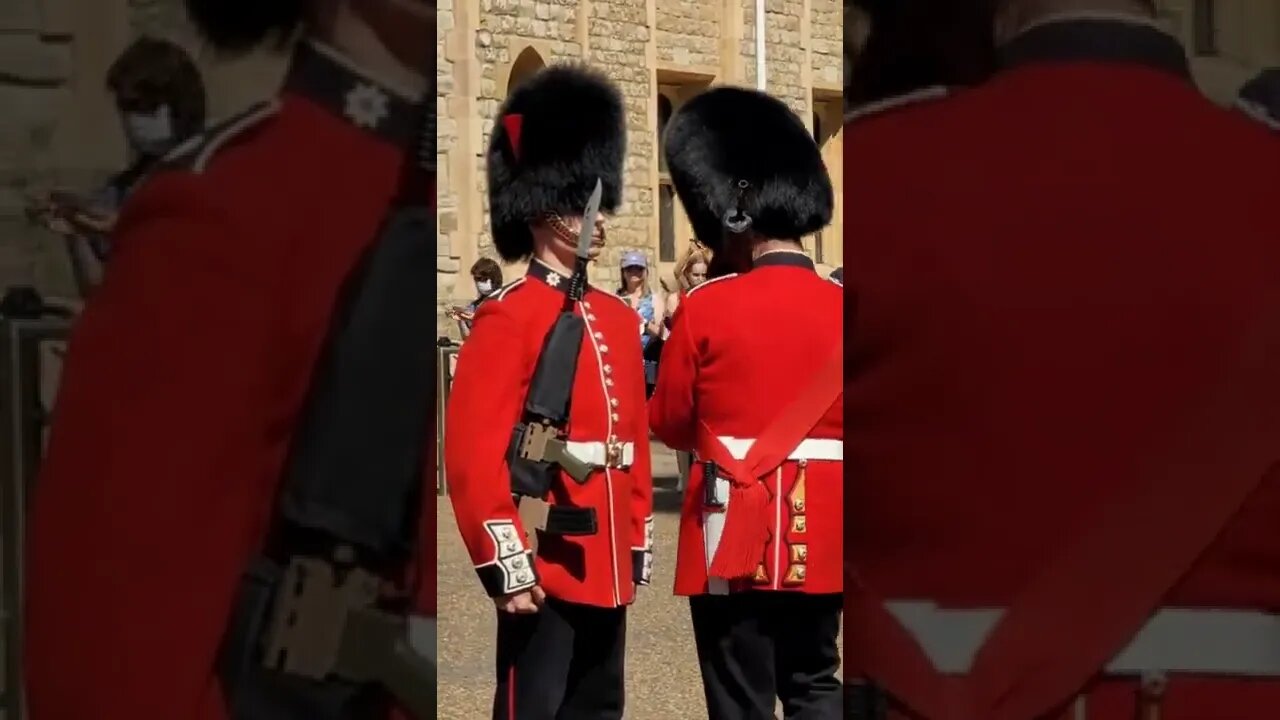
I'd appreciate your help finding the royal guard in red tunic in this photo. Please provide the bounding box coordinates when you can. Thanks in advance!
[22,3,436,719]
[444,65,653,720]
[650,87,844,719]
[845,8,1280,720]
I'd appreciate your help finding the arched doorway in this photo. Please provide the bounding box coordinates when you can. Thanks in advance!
[656,93,677,265]
[506,46,546,98]
[812,96,844,269]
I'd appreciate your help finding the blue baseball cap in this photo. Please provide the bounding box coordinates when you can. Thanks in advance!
[621,250,647,269]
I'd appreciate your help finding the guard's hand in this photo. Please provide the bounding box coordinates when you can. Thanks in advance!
[496,586,546,614]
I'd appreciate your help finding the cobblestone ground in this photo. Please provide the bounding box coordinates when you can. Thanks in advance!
[437,442,842,719]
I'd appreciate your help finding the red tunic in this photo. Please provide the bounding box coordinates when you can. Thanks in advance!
[651,251,843,596]
[445,260,654,607]
[844,17,1280,720]
[23,41,435,720]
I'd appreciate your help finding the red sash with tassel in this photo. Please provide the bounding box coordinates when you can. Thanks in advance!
[696,345,844,580]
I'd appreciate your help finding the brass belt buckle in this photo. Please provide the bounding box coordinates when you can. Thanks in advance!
[605,438,623,468]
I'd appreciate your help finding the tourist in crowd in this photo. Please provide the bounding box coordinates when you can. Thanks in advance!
[664,240,711,324]
[448,257,504,340]
[618,249,664,396]
[664,241,712,490]
[26,36,207,298]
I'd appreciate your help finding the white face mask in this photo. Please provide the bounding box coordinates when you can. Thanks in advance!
[476,280,494,295]
[123,105,175,156]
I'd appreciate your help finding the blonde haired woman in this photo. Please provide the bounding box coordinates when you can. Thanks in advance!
[663,241,710,492]
[664,240,712,323]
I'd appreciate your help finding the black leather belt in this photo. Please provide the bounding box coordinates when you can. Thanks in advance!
[543,506,597,536]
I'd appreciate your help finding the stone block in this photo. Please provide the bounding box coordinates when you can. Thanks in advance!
[0,0,42,30]
[0,33,73,84]
[439,210,459,235]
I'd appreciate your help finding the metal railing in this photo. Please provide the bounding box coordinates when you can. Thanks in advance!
[436,341,459,496]
[0,317,72,720]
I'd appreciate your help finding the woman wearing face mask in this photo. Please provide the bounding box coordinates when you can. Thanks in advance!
[26,36,207,297]
[449,257,504,339]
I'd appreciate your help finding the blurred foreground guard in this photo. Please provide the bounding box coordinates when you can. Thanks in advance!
[444,65,653,720]
[845,3,1280,720]
[650,87,843,720]
[23,2,437,719]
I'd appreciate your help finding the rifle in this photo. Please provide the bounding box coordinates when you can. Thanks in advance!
[216,96,436,718]
[504,181,603,548]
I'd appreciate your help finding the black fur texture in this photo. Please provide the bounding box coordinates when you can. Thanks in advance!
[184,0,307,52]
[663,87,833,253]
[488,65,626,262]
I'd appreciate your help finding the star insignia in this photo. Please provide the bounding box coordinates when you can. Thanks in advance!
[343,83,389,130]
[546,274,562,288]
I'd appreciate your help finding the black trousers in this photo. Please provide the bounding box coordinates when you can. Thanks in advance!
[690,592,843,720]
[492,597,626,720]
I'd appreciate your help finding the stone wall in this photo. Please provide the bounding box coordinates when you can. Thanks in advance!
[656,1,720,69]
[0,0,93,299]
[589,0,657,290]
[742,0,759,88]
[128,0,188,36]
[472,0,583,273]
[811,0,843,91]
[766,0,809,117]
[436,0,461,311]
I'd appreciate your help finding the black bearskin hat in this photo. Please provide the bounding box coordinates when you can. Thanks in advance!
[184,0,307,51]
[488,64,626,262]
[663,87,833,254]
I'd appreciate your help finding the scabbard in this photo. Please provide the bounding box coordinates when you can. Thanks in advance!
[379,640,436,719]
[700,460,730,595]
[846,681,888,720]
[335,608,436,719]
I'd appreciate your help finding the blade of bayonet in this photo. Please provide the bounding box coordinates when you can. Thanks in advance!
[577,179,603,260]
